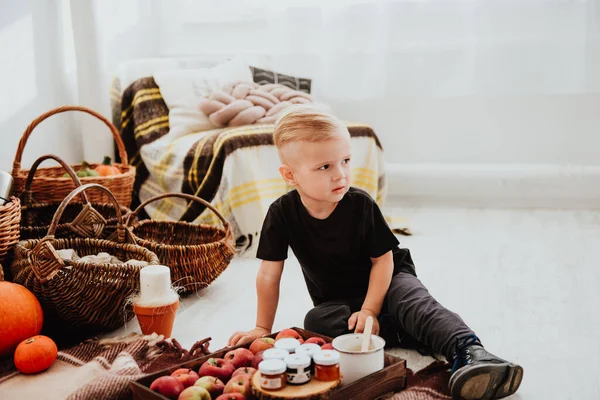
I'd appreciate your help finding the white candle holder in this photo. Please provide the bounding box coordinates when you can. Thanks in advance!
[133,265,179,337]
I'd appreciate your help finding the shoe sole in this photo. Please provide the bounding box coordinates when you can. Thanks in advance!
[449,362,523,399]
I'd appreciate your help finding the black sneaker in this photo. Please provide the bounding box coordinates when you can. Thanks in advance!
[449,335,524,400]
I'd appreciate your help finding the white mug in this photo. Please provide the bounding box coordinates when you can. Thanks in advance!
[332,333,386,385]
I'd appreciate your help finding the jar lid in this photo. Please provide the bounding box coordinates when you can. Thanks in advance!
[258,359,286,374]
[263,348,289,360]
[295,343,322,358]
[313,349,340,366]
[284,353,311,369]
[274,338,301,352]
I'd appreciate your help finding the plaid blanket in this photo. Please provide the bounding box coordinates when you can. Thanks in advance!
[112,77,409,256]
[0,333,212,400]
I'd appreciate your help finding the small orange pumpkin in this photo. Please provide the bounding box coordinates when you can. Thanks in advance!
[94,156,121,176]
[0,282,44,357]
[14,335,58,374]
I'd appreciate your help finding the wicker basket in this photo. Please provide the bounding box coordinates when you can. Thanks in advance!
[124,193,235,294]
[11,183,159,337]
[20,154,133,240]
[0,196,20,280]
[11,105,135,207]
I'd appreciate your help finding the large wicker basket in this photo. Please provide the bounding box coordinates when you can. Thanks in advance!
[124,193,235,294]
[11,105,135,207]
[11,184,159,338]
[0,196,20,280]
[20,154,132,240]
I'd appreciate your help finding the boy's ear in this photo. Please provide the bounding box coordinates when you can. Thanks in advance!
[278,164,297,186]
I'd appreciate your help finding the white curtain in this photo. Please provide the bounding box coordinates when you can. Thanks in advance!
[164,0,600,98]
[0,0,157,170]
[146,0,600,165]
[1,0,599,169]
[0,0,80,172]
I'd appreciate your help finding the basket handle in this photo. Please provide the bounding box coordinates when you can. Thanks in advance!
[126,193,229,229]
[47,183,129,239]
[30,183,133,283]
[12,105,129,177]
[22,154,89,205]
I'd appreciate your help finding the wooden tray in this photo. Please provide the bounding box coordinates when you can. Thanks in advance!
[131,327,406,400]
[251,372,340,400]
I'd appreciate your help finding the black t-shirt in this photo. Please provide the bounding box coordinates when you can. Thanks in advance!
[256,187,401,306]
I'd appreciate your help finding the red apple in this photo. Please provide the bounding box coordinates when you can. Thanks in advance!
[215,393,246,400]
[275,328,304,343]
[250,351,264,369]
[304,337,327,346]
[223,374,251,396]
[321,343,334,350]
[248,337,274,354]
[150,375,185,399]
[194,376,225,398]
[232,367,256,378]
[171,368,200,388]
[178,385,211,400]
[198,358,236,383]
[223,348,254,369]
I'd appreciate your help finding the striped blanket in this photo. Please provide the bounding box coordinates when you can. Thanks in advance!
[112,77,408,256]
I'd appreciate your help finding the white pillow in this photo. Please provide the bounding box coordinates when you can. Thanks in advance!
[154,54,272,136]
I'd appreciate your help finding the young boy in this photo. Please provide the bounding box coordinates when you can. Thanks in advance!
[228,108,523,399]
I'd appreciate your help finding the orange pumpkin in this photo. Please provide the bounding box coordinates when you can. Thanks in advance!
[94,156,121,176]
[0,282,44,357]
[14,335,58,374]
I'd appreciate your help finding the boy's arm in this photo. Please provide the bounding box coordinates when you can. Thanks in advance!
[348,250,394,335]
[228,259,284,346]
[255,259,284,332]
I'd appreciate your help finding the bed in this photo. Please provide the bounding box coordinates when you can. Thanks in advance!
[111,63,404,257]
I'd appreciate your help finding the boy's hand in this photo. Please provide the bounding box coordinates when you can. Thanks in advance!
[228,327,271,347]
[348,309,380,335]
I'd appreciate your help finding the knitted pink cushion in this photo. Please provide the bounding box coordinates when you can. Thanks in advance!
[198,82,315,128]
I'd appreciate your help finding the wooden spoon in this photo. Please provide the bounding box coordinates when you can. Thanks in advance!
[361,315,374,352]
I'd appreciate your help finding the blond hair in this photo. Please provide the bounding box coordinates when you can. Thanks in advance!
[273,106,346,149]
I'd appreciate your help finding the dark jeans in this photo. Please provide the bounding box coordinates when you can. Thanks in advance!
[303,249,475,361]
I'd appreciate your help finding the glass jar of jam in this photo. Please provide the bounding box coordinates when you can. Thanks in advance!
[295,343,321,373]
[259,359,287,391]
[263,348,289,361]
[274,338,301,354]
[313,350,341,382]
[284,353,311,385]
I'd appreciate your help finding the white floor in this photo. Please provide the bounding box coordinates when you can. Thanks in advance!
[111,206,600,400]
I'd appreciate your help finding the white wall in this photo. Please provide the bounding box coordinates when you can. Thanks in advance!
[340,93,600,208]
[330,94,600,208]
[330,94,600,165]
[149,0,600,207]
[151,1,600,168]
